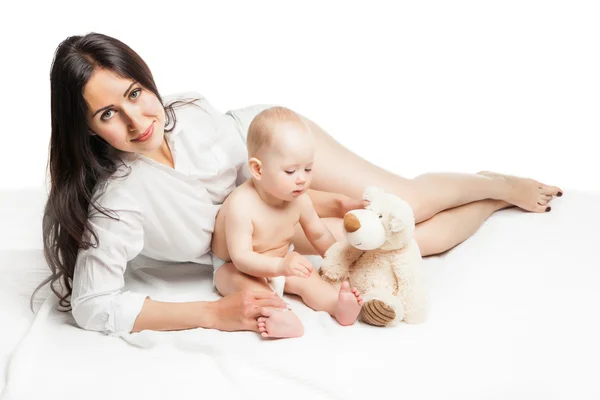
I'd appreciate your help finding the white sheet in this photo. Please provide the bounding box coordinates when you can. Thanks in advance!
[0,189,48,395]
[2,190,600,400]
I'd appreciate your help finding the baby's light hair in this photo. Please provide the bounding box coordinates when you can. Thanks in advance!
[246,106,310,158]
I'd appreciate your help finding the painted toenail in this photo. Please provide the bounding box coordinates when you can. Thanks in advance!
[557,192,563,197]
[545,207,551,212]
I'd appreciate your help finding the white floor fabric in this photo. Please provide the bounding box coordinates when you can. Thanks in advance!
[1,189,599,400]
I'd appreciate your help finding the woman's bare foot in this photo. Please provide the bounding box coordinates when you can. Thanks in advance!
[477,171,563,213]
[334,281,364,326]
[257,308,304,339]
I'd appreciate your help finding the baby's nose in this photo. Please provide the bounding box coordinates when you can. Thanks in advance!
[296,174,307,184]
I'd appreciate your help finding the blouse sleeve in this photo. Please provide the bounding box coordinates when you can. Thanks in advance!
[71,181,147,334]
[225,103,277,142]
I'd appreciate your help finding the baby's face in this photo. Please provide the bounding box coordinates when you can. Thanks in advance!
[259,124,315,201]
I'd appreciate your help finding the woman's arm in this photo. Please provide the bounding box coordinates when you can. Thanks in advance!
[131,298,216,332]
[131,289,287,332]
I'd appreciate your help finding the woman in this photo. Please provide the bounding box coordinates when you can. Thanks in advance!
[38,32,562,335]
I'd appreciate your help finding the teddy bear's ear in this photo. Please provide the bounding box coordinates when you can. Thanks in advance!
[389,210,404,233]
[363,186,384,202]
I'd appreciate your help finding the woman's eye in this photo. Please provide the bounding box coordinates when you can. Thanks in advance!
[101,110,114,121]
[285,170,295,175]
[129,88,141,99]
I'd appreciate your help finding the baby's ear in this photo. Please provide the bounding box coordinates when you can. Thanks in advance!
[363,186,384,202]
[248,158,263,180]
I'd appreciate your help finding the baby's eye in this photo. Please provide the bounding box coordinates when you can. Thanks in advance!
[305,168,312,172]
[129,88,141,100]
[285,170,295,175]
[101,110,115,121]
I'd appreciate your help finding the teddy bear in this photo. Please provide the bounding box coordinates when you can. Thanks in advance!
[319,186,428,327]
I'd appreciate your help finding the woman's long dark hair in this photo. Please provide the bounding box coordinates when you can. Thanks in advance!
[34,32,198,311]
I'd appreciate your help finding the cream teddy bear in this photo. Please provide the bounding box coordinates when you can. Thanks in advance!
[319,186,428,326]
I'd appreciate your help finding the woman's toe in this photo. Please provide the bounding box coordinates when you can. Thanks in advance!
[537,195,552,205]
[541,185,562,197]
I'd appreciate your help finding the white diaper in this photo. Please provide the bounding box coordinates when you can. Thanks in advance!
[211,244,294,298]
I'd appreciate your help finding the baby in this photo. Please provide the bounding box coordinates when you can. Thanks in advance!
[211,106,364,339]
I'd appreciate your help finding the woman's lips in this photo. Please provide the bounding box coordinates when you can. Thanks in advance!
[133,122,154,142]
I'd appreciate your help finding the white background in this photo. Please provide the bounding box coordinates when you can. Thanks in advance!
[1,0,598,191]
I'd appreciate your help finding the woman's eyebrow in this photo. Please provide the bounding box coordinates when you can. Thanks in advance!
[91,82,138,117]
[122,81,137,97]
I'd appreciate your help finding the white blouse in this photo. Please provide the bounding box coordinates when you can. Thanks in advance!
[71,92,273,333]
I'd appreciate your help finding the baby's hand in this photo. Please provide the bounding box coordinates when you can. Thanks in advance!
[277,252,313,278]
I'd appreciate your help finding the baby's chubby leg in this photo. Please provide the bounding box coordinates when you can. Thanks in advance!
[285,272,364,326]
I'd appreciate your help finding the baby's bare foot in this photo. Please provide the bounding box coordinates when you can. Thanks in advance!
[477,171,563,213]
[334,281,364,326]
[257,308,304,339]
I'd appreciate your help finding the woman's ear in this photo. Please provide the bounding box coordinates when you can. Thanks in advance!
[248,157,263,180]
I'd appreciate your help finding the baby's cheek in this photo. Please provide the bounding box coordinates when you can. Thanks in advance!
[277,175,292,189]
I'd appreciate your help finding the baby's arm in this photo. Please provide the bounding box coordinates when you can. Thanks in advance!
[298,194,337,257]
[225,203,312,279]
[225,204,282,278]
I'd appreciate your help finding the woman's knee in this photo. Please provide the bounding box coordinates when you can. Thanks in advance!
[414,222,454,257]
[403,178,439,223]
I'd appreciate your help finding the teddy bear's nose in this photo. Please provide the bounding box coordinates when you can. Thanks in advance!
[344,213,361,233]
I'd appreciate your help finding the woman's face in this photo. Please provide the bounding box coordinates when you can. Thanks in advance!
[84,69,166,155]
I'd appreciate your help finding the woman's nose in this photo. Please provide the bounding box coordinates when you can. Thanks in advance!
[123,107,144,132]
[127,116,144,132]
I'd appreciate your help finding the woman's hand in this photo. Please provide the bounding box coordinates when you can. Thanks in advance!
[210,290,288,332]
[307,189,368,219]
[337,194,369,217]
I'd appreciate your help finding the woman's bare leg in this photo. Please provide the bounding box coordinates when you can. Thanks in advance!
[292,200,511,257]
[304,117,562,223]
[214,263,304,338]
[411,199,511,256]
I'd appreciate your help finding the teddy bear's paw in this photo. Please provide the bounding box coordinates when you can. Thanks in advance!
[361,299,397,327]
[362,186,385,203]
[318,267,342,284]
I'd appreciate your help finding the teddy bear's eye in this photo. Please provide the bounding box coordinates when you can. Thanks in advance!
[378,214,383,219]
